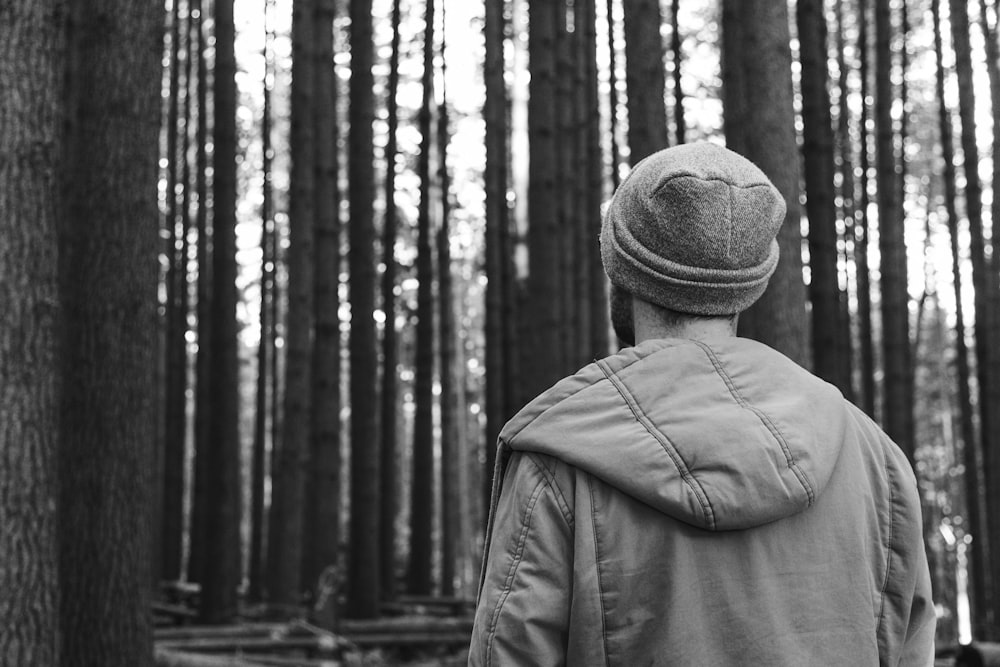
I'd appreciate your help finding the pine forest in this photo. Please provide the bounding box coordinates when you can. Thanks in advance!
[2,0,1000,663]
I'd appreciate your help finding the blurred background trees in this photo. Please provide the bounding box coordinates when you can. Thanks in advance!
[3,0,1000,661]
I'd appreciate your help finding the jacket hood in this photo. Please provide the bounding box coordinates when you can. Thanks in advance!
[499,337,848,531]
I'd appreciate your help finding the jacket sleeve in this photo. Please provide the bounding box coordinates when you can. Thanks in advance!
[877,443,937,666]
[469,452,574,667]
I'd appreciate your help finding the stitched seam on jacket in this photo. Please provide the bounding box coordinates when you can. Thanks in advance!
[596,358,716,529]
[484,474,548,667]
[588,476,612,667]
[875,439,896,640]
[693,340,817,505]
[505,380,600,446]
[526,453,575,529]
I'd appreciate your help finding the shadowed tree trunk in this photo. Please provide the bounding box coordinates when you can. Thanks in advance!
[483,0,514,512]
[798,0,847,393]
[304,0,341,597]
[346,0,381,619]
[380,0,403,601]
[0,3,63,662]
[409,0,437,596]
[670,0,684,146]
[834,0,855,403]
[58,0,160,661]
[269,0,318,607]
[721,0,810,366]
[933,0,988,632]
[605,0,622,189]
[200,0,243,623]
[162,0,185,585]
[950,0,1000,637]
[622,0,667,162]
[876,0,913,460]
[856,0,876,418]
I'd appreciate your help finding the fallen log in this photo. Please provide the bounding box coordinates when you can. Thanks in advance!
[155,648,271,667]
[156,636,338,655]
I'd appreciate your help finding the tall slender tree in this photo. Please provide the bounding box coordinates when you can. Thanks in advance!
[380,0,403,601]
[950,0,1000,637]
[721,0,810,365]
[249,0,274,603]
[58,0,161,660]
[0,3,63,662]
[605,0,622,189]
[856,0,876,417]
[161,0,186,584]
[622,0,668,162]
[305,0,341,595]
[798,0,847,392]
[200,0,243,622]
[409,0,437,596]
[834,0,856,403]
[346,0,381,619]
[932,0,989,633]
[670,0,685,146]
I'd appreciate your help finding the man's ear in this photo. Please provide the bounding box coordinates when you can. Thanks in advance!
[610,284,635,348]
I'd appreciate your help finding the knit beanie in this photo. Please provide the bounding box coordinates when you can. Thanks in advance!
[600,142,785,316]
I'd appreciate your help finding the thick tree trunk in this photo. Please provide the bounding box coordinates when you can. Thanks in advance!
[798,0,846,393]
[380,0,403,601]
[950,0,1000,638]
[622,0,668,162]
[269,0,318,607]
[0,3,63,663]
[409,0,437,596]
[200,0,243,623]
[305,0,341,597]
[58,0,160,662]
[722,0,810,366]
[346,0,381,619]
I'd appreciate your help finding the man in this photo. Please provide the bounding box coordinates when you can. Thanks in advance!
[469,142,935,665]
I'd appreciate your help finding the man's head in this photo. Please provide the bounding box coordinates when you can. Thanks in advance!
[600,142,786,345]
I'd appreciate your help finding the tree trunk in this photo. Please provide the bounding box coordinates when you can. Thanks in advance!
[380,0,403,602]
[721,0,810,366]
[409,0,437,596]
[527,0,562,396]
[834,0,856,404]
[58,0,160,662]
[483,0,513,513]
[189,0,213,587]
[798,0,846,393]
[622,0,668,162]
[670,0,684,146]
[248,0,274,605]
[346,0,381,619]
[856,0,876,418]
[0,3,62,663]
[200,0,243,623]
[605,0,622,189]
[162,0,186,585]
[305,0,341,597]
[438,69,461,599]
[875,0,913,460]
[950,0,1000,637]
[558,4,580,367]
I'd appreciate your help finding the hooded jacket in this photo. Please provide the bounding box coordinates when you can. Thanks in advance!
[470,337,935,666]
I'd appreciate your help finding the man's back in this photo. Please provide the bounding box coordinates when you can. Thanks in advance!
[470,337,935,666]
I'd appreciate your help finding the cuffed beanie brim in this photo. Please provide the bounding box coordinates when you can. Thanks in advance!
[600,142,786,316]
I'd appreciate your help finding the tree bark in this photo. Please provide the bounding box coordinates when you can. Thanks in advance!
[58,0,160,661]
[409,0,437,596]
[670,0,684,146]
[200,0,243,623]
[721,0,810,366]
[622,0,668,162]
[834,0,856,404]
[380,0,403,602]
[305,0,341,597]
[950,0,1000,637]
[798,0,846,393]
[0,3,63,663]
[856,0,876,418]
[346,0,381,619]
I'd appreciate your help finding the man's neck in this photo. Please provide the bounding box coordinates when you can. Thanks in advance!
[632,298,738,345]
